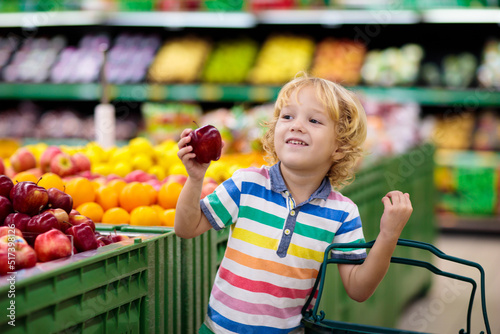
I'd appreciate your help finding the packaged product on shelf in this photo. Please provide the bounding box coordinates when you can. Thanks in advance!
[141,102,202,143]
[421,52,478,88]
[106,33,161,84]
[202,38,258,84]
[2,36,66,83]
[248,34,315,85]
[50,34,109,84]
[472,111,500,151]
[361,44,424,86]
[311,38,366,86]
[362,99,422,161]
[477,39,500,89]
[425,112,475,150]
[148,36,211,83]
[0,36,19,76]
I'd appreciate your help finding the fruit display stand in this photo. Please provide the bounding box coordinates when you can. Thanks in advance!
[0,231,181,334]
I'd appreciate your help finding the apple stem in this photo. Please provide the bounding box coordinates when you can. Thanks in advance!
[193,121,200,128]
[37,176,42,185]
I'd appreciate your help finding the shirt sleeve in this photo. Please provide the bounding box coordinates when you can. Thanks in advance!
[330,202,367,260]
[200,170,243,231]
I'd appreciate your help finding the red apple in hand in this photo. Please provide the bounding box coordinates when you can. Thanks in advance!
[189,125,222,164]
[40,146,63,173]
[0,235,37,274]
[10,181,49,216]
[10,148,37,173]
[34,229,72,262]
[50,153,77,177]
[0,196,13,224]
[47,187,73,214]
[0,175,14,198]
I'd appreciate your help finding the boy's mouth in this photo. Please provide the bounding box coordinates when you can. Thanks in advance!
[286,139,308,146]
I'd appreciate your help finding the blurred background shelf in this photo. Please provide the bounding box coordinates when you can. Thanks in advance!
[0,8,499,28]
[1,83,499,105]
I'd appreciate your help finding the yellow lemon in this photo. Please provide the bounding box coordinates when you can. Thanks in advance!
[130,206,161,226]
[37,172,64,191]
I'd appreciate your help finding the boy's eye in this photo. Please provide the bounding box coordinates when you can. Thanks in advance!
[310,119,321,124]
[282,114,292,120]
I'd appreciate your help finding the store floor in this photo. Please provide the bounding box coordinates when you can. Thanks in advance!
[397,232,500,334]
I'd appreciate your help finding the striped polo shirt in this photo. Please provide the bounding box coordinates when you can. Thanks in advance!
[200,163,366,333]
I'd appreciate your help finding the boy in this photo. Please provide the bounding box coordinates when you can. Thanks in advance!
[175,74,413,333]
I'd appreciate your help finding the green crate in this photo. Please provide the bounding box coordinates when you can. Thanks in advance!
[0,231,179,334]
[119,225,219,333]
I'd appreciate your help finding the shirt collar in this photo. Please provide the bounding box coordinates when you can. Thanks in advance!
[269,162,332,201]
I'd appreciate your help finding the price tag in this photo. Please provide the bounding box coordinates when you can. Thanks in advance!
[150,84,167,101]
[249,86,275,102]
[198,85,223,101]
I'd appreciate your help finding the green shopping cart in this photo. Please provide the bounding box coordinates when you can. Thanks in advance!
[302,239,491,334]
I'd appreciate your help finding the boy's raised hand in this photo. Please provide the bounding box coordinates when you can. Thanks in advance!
[177,128,210,181]
[380,191,413,241]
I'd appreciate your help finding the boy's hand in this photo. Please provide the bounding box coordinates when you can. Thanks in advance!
[379,191,413,241]
[177,128,210,181]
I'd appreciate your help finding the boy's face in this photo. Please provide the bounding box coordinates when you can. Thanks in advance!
[274,85,342,175]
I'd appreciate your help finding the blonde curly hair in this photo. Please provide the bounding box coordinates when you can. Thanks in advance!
[261,73,367,190]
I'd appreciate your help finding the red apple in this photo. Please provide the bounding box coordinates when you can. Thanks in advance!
[10,181,49,216]
[66,224,98,252]
[34,229,72,262]
[0,236,37,274]
[71,152,91,173]
[9,148,37,173]
[0,226,23,238]
[2,214,29,232]
[0,196,13,224]
[165,174,188,186]
[125,170,155,183]
[201,182,218,199]
[69,209,80,218]
[40,146,63,173]
[0,158,5,175]
[50,153,77,177]
[45,208,69,226]
[25,211,61,234]
[47,187,73,214]
[188,125,222,164]
[109,234,130,243]
[69,214,95,232]
[0,175,14,199]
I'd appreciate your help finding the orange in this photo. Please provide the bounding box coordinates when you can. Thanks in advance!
[95,185,119,211]
[37,172,65,191]
[12,171,38,184]
[107,179,127,196]
[161,208,176,227]
[143,183,158,205]
[158,181,183,210]
[118,182,151,212]
[64,177,96,208]
[76,202,104,223]
[130,206,161,226]
[101,207,130,225]
[151,204,165,216]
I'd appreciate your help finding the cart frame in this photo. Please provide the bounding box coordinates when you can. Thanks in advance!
[302,238,491,334]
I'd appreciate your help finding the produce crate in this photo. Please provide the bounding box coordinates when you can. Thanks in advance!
[0,231,180,334]
[120,225,219,333]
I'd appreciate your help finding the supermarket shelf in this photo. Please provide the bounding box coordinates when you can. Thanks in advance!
[1,83,500,106]
[439,214,500,234]
[0,10,105,27]
[0,9,499,28]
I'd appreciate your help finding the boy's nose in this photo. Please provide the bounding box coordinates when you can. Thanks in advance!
[290,119,305,132]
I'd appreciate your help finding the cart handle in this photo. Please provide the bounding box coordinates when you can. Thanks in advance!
[302,238,491,334]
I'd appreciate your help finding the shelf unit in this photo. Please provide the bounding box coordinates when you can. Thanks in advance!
[1,83,500,106]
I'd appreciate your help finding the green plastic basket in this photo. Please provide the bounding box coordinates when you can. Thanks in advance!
[302,239,491,334]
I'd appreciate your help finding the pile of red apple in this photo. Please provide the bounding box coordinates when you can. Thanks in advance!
[6,145,91,178]
[0,175,128,276]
